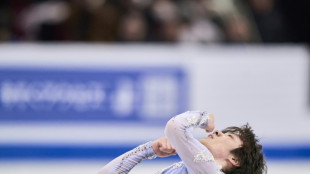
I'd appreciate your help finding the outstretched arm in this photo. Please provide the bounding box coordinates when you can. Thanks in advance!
[98,137,177,174]
[97,142,156,174]
[165,111,219,174]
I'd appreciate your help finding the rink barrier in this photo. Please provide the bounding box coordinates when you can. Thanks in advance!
[0,144,310,160]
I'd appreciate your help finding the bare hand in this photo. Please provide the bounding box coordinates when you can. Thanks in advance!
[152,137,177,157]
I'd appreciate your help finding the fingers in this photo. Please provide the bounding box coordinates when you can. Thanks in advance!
[159,137,176,154]
[168,142,177,155]
[205,127,214,133]
[152,137,177,157]
[159,143,175,153]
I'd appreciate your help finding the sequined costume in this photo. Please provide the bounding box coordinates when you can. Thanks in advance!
[98,111,223,174]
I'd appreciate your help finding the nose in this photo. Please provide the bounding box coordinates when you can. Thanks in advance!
[214,130,223,137]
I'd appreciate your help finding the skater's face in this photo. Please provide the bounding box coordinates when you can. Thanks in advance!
[200,130,242,160]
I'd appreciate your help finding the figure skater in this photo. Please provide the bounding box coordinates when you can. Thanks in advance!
[98,111,266,174]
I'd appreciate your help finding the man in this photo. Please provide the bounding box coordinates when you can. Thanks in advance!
[98,111,267,174]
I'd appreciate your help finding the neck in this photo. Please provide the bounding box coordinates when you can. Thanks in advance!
[215,158,231,171]
[215,159,224,167]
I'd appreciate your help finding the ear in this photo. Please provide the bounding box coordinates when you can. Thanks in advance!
[228,154,240,167]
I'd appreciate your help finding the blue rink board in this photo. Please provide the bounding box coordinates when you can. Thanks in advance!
[0,67,187,123]
[0,144,310,160]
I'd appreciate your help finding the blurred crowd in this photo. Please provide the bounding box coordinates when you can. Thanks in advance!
[0,0,309,43]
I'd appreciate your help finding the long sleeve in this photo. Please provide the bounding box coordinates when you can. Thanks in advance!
[98,141,157,174]
[165,111,219,174]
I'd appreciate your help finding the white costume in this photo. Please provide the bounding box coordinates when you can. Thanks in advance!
[99,111,223,174]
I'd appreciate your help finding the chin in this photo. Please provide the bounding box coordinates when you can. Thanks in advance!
[199,139,211,149]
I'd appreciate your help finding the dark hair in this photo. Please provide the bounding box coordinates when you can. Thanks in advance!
[221,123,267,174]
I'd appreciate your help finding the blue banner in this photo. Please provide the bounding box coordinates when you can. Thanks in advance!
[0,67,187,122]
[1,144,309,160]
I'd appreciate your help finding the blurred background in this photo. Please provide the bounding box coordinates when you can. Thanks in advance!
[0,0,310,174]
[1,0,310,43]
